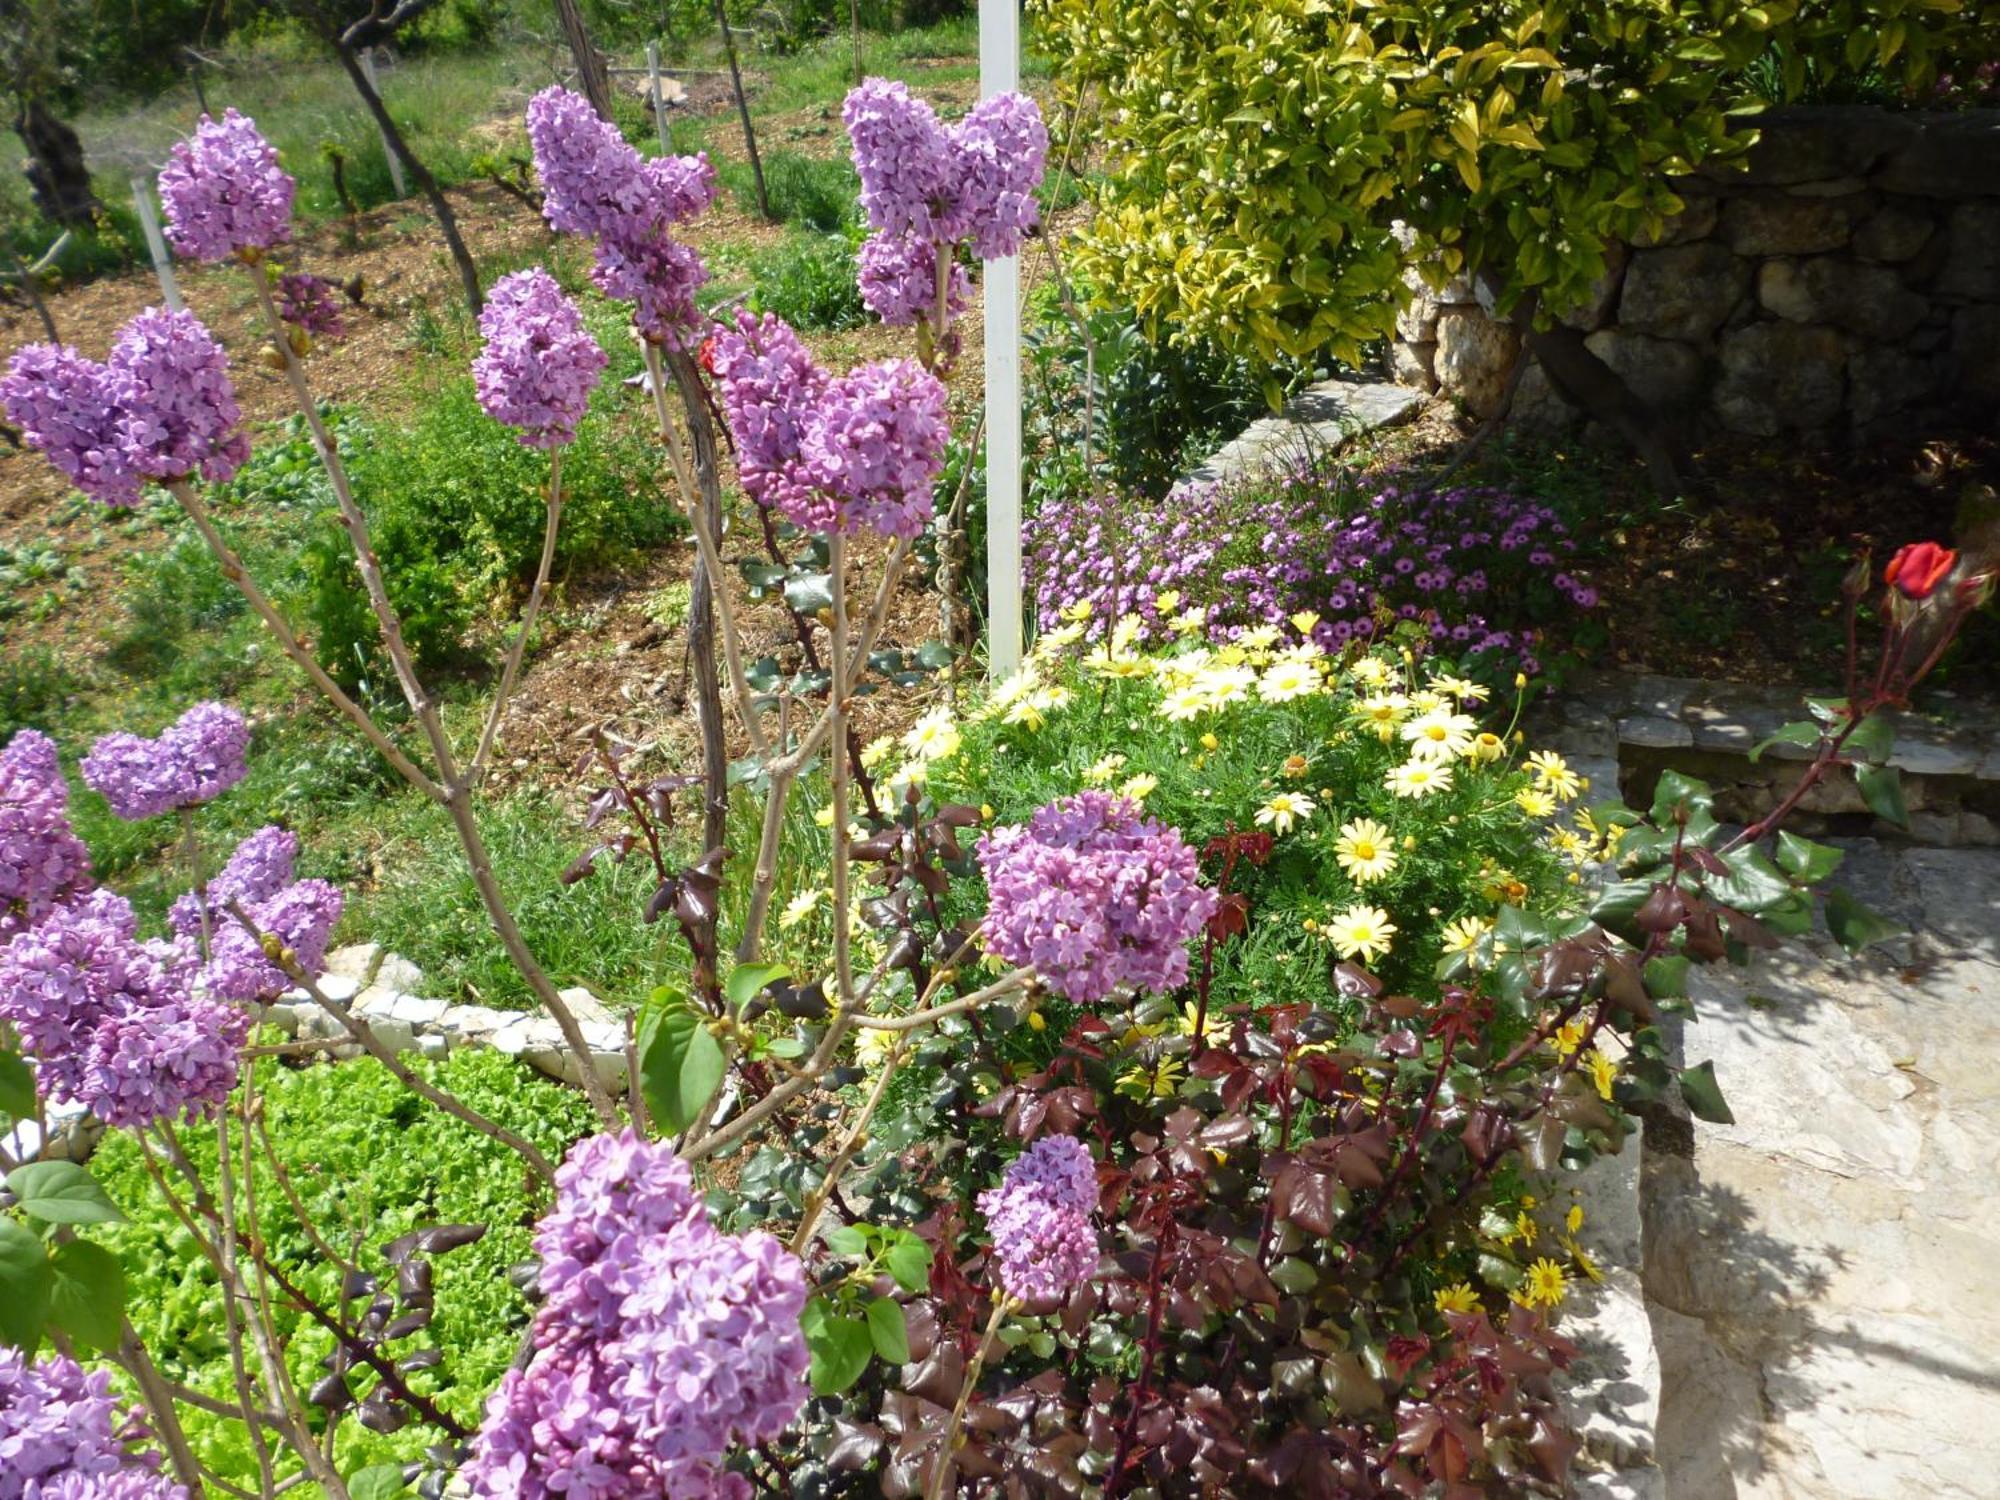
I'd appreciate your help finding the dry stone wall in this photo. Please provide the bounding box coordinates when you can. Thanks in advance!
[1393,108,2000,440]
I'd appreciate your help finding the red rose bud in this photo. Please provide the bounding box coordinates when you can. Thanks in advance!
[1884,542,1957,600]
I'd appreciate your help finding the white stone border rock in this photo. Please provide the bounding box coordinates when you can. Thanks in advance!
[268,942,633,1093]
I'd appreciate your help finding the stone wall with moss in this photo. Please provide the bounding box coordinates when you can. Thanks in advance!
[1393,107,1999,441]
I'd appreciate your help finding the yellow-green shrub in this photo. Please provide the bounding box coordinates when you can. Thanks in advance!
[1031,0,1997,373]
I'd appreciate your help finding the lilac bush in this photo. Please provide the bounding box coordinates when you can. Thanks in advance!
[0,345,143,507]
[977,1134,1100,1304]
[473,268,608,448]
[463,1131,809,1499]
[275,272,345,341]
[843,80,1046,258]
[797,357,951,539]
[156,108,295,264]
[525,85,718,349]
[0,729,92,942]
[0,308,248,508]
[198,877,344,1003]
[0,891,250,1129]
[857,232,970,328]
[80,701,250,821]
[977,790,1218,1003]
[710,311,949,539]
[0,1348,179,1500]
[106,308,250,488]
[1026,463,1595,671]
[167,824,298,943]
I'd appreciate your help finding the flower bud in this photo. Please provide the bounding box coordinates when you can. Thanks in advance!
[1883,541,1958,601]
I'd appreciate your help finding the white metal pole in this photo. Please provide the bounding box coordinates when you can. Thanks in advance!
[648,41,670,154]
[979,0,1023,679]
[361,50,408,199]
[130,175,183,312]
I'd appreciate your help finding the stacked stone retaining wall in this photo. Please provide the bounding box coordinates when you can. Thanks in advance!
[1393,107,2000,440]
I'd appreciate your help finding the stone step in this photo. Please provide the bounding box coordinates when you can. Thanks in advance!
[1175,377,1425,493]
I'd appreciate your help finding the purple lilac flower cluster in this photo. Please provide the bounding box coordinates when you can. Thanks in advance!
[199,873,344,1003]
[1024,466,1596,673]
[0,891,249,1129]
[168,824,297,943]
[0,346,143,507]
[156,108,295,263]
[977,1134,1099,1305]
[843,80,1046,258]
[109,309,251,485]
[81,701,250,821]
[842,80,1044,335]
[1,307,248,507]
[856,233,970,328]
[977,791,1218,1005]
[525,86,718,347]
[275,272,345,341]
[464,1131,809,1500]
[1,730,92,944]
[0,1348,184,1500]
[709,311,949,540]
[473,269,608,448]
[160,824,341,1001]
[40,1475,190,1500]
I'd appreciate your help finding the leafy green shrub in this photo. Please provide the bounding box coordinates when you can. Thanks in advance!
[90,1047,595,1489]
[748,229,868,331]
[105,528,248,680]
[0,644,80,738]
[303,373,680,686]
[1026,291,1322,500]
[1032,0,2000,368]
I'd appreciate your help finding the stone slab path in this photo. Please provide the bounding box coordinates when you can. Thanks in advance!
[1644,843,2000,1499]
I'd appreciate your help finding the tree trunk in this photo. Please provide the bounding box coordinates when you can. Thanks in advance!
[553,0,615,121]
[666,347,731,862]
[332,44,483,317]
[712,0,770,220]
[1473,270,1690,497]
[12,95,98,228]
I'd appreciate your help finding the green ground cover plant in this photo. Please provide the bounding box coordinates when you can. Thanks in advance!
[90,1046,595,1483]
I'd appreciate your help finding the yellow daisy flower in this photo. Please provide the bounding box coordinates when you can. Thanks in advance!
[1060,599,1095,623]
[1158,685,1210,722]
[1289,610,1322,636]
[1440,915,1492,957]
[1430,673,1492,704]
[1386,760,1454,799]
[1434,1282,1480,1315]
[1082,753,1128,786]
[1152,589,1182,616]
[778,888,826,929]
[1584,1048,1618,1101]
[1402,708,1479,762]
[1519,1257,1569,1308]
[1467,731,1506,763]
[1353,692,1411,742]
[1258,658,1322,703]
[1325,904,1397,964]
[1526,750,1584,802]
[1119,772,1159,803]
[903,708,961,763]
[1349,657,1395,688]
[1255,791,1317,835]
[1334,818,1399,885]
[1516,787,1558,818]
